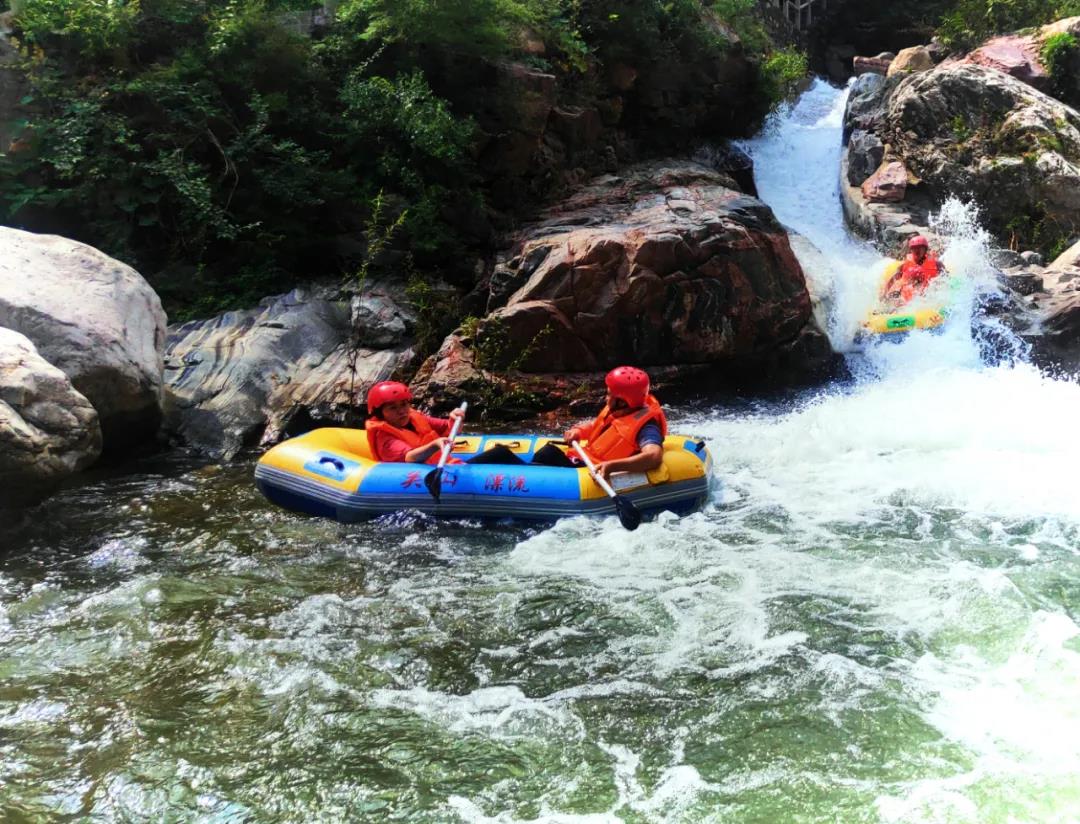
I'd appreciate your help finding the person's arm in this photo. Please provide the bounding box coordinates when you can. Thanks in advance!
[404,439,449,463]
[563,422,588,443]
[596,444,664,481]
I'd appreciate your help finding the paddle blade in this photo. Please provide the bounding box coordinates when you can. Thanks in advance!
[424,466,444,502]
[613,494,642,531]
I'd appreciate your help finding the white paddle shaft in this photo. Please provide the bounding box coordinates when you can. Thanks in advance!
[435,402,468,468]
[571,440,619,499]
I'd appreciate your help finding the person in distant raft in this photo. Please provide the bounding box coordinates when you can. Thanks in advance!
[881,235,945,306]
[531,366,666,481]
[365,381,524,465]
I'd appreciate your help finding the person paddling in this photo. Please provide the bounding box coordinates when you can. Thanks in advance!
[365,381,522,465]
[532,366,666,481]
[882,235,945,306]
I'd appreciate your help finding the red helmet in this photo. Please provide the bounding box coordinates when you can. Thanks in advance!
[605,366,650,408]
[909,235,930,250]
[367,380,412,414]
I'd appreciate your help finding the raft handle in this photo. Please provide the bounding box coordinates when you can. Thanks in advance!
[694,440,707,453]
[318,456,345,472]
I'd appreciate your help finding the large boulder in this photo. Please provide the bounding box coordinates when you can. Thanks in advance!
[959,34,1048,90]
[0,228,166,449]
[861,160,908,203]
[1053,239,1080,269]
[1016,266,1080,375]
[163,287,417,459]
[888,46,934,77]
[884,64,1080,244]
[0,328,101,508]
[414,161,830,412]
[841,63,1080,254]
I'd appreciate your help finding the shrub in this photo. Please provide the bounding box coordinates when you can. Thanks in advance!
[761,48,809,108]
[1042,31,1079,100]
[938,0,1080,49]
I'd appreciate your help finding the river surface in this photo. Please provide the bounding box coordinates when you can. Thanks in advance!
[3,82,1080,823]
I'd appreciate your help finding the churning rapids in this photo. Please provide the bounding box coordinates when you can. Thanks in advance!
[3,81,1080,823]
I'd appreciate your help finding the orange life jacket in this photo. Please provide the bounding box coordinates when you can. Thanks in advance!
[365,411,463,465]
[576,395,668,463]
[884,253,943,304]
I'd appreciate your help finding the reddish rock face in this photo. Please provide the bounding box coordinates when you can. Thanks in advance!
[854,54,894,77]
[959,35,1047,90]
[861,161,908,203]
[414,161,820,409]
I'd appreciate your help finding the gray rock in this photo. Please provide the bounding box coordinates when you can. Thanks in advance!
[0,228,167,450]
[0,328,101,508]
[1020,250,1044,266]
[847,130,885,185]
[1052,238,1080,269]
[350,282,417,348]
[884,64,1080,242]
[843,73,887,141]
[888,46,934,77]
[163,288,416,459]
[1026,265,1080,374]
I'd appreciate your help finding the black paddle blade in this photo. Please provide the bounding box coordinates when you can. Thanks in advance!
[424,467,444,502]
[614,494,642,531]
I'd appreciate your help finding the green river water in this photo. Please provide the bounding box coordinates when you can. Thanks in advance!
[2,81,1080,823]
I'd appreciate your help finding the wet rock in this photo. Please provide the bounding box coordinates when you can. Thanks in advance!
[163,287,416,458]
[0,228,166,450]
[853,52,894,77]
[549,106,602,160]
[693,142,757,197]
[1020,250,1044,267]
[861,161,908,203]
[416,160,827,411]
[0,328,101,508]
[843,73,888,141]
[847,130,885,185]
[1026,266,1080,375]
[888,46,934,77]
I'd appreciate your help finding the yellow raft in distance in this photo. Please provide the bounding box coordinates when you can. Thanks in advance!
[860,260,949,338]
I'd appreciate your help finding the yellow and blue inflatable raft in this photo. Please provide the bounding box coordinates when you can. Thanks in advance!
[857,261,951,343]
[255,429,712,523]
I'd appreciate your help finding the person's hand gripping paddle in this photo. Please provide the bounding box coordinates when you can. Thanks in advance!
[571,440,642,531]
[424,402,467,502]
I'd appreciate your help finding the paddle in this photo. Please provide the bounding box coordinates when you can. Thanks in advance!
[570,440,642,531]
[424,401,468,502]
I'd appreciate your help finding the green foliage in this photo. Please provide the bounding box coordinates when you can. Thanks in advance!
[1004,204,1072,258]
[937,0,1080,48]
[13,0,141,59]
[339,0,535,58]
[459,315,553,419]
[1042,32,1079,100]
[406,272,461,356]
[711,0,769,54]
[2,0,481,317]
[760,48,809,108]
[2,0,781,320]
[951,114,972,142]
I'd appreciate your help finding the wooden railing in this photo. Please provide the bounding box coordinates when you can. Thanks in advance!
[767,0,830,31]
